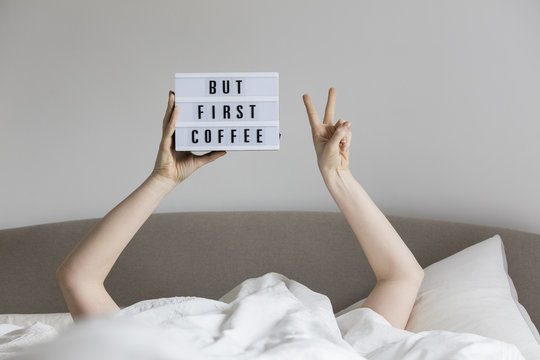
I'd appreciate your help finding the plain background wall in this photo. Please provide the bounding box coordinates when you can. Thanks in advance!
[1,0,539,234]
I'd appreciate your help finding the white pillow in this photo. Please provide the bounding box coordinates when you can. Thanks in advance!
[335,234,540,360]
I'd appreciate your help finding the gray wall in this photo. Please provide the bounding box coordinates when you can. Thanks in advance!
[1,0,539,234]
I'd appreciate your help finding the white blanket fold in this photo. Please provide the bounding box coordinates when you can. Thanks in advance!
[0,272,525,359]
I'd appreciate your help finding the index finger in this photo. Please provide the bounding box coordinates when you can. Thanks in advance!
[302,94,321,130]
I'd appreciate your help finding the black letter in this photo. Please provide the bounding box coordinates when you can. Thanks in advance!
[236,105,243,119]
[231,129,237,143]
[236,80,243,94]
[222,80,230,94]
[218,129,224,143]
[223,105,230,119]
[192,130,199,143]
[244,128,250,143]
[211,105,216,119]
[204,129,212,143]
[209,80,216,94]
[249,104,256,119]
[198,105,204,119]
[257,128,263,143]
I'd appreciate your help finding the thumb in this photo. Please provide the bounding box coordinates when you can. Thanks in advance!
[195,151,227,168]
[328,120,351,149]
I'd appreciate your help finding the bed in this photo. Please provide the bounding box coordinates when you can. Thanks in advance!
[1,211,539,359]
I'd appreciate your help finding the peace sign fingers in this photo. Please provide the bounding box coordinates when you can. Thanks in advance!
[302,93,322,134]
[323,87,336,125]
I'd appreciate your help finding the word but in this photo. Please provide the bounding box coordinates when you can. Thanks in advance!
[208,80,243,95]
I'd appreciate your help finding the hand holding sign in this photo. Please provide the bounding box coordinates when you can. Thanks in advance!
[303,88,352,177]
[152,91,226,188]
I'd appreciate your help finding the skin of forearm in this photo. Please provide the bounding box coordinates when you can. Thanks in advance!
[56,173,176,285]
[322,169,423,282]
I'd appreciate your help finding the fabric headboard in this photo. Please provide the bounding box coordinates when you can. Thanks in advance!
[1,211,539,328]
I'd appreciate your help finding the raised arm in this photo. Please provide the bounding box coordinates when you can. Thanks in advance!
[55,91,226,321]
[302,88,424,329]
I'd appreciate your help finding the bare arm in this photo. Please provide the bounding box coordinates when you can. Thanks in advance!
[56,91,227,321]
[323,171,424,329]
[302,88,424,329]
[55,175,174,320]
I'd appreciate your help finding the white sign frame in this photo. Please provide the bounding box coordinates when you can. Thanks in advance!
[174,72,279,151]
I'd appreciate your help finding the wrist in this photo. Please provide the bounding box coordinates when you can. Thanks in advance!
[321,168,352,184]
[321,168,356,194]
[147,172,178,194]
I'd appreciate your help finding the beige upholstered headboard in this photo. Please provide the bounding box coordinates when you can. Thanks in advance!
[1,211,539,328]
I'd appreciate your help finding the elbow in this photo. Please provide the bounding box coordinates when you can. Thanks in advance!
[407,267,425,290]
[55,265,79,289]
[55,264,102,289]
[381,265,424,285]
[414,267,425,284]
[407,264,425,284]
[55,266,69,285]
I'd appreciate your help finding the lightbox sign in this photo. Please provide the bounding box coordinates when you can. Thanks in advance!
[174,72,279,151]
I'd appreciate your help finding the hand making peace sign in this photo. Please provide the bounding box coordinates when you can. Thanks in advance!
[302,88,352,177]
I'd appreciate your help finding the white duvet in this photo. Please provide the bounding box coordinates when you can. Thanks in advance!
[0,272,525,359]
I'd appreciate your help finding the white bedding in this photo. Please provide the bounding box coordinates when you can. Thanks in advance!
[0,272,525,359]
